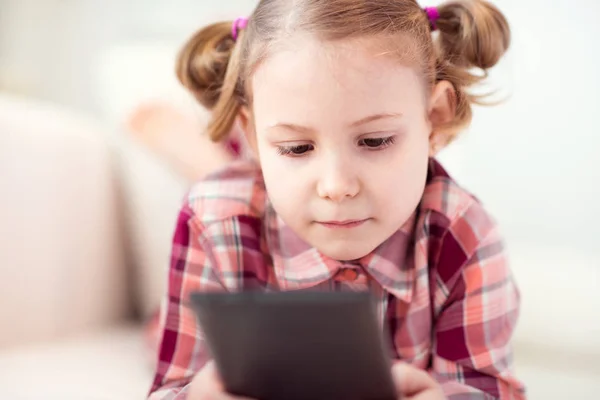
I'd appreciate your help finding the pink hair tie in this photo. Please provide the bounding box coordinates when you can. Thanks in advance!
[423,7,440,31]
[232,17,249,41]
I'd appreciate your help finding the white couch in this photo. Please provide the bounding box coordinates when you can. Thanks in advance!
[0,94,172,399]
[0,94,598,399]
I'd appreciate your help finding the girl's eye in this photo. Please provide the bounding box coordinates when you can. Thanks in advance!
[359,136,396,149]
[276,144,314,156]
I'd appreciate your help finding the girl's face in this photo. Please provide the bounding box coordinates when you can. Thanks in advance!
[250,35,446,261]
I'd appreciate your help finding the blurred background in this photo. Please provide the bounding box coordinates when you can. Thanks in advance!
[0,0,598,399]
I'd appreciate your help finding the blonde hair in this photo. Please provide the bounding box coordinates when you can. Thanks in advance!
[176,0,510,143]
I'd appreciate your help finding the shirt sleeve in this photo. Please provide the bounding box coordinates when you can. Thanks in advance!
[430,207,527,399]
[148,201,225,399]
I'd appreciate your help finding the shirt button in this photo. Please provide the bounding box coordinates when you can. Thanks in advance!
[339,268,359,281]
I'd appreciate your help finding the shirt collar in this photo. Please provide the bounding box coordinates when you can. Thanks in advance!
[262,158,448,303]
[265,204,417,304]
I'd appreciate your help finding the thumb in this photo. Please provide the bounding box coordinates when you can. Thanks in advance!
[391,362,437,397]
[191,360,225,395]
[192,362,256,400]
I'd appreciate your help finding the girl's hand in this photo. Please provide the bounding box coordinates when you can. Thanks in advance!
[189,361,255,400]
[392,362,446,400]
[190,360,444,400]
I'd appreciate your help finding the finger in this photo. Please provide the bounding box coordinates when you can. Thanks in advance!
[197,362,256,400]
[391,362,437,397]
[195,361,225,394]
[212,393,256,400]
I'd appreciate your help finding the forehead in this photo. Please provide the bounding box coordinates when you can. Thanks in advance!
[250,35,426,123]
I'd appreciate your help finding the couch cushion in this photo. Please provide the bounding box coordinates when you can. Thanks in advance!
[0,324,152,400]
[0,95,130,349]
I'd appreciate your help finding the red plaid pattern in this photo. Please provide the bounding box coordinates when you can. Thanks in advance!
[148,159,526,399]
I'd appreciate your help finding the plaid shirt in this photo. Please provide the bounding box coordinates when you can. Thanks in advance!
[148,159,526,400]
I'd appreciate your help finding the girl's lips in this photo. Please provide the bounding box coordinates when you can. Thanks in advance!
[317,219,369,228]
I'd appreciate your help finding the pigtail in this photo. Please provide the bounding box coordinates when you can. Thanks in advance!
[176,21,245,142]
[433,0,511,134]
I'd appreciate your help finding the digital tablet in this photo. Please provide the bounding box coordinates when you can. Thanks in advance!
[189,291,397,400]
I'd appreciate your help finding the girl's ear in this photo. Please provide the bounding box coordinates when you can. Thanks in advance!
[238,105,251,135]
[238,106,258,160]
[237,105,259,156]
[427,80,456,157]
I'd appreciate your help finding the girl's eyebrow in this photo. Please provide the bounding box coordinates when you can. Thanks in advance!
[268,112,403,134]
[349,112,403,128]
[267,122,314,134]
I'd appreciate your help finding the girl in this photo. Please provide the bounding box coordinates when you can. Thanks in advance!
[149,0,526,399]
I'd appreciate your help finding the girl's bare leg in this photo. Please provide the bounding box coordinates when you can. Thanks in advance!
[126,102,235,181]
